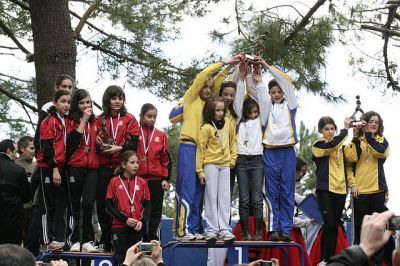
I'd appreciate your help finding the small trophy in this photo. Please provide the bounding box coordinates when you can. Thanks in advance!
[350,95,364,127]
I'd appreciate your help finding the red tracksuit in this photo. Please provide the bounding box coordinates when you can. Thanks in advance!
[136,124,170,241]
[65,120,100,246]
[105,174,150,264]
[34,113,74,244]
[95,112,140,249]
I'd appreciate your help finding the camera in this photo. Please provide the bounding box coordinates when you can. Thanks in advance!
[260,260,273,266]
[139,242,153,254]
[388,216,400,230]
[244,54,257,64]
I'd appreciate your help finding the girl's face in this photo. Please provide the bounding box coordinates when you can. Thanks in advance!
[110,95,124,113]
[221,87,235,107]
[122,154,139,177]
[248,105,259,120]
[54,95,71,116]
[269,86,283,103]
[78,96,91,113]
[321,123,336,139]
[55,79,73,93]
[214,101,225,121]
[199,80,213,100]
[366,115,380,134]
[141,109,157,128]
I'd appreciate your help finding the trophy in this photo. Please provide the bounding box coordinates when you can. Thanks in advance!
[349,95,364,127]
[98,117,115,150]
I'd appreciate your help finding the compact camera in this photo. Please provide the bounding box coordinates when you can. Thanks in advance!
[260,260,273,266]
[244,54,257,64]
[139,242,153,254]
[388,216,400,230]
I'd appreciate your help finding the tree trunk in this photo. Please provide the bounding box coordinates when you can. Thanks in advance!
[30,0,76,109]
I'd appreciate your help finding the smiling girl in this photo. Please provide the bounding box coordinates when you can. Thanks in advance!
[312,116,351,264]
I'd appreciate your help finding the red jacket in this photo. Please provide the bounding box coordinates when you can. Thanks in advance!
[96,113,139,168]
[67,120,100,169]
[136,124,169,180]
[36,114,74,168]
[106,175,150,229]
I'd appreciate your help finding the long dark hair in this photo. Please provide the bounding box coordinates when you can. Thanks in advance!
[114,150,138,175]
[102,85,127,117]
[241,97,259,122]
[219,81,238,119]
[359,111,384,137]
[202,96,225,125]
[69,89,95,123]
[48,90,71,116]
[140,103,157,124]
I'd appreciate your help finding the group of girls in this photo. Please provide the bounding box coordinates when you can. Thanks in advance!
[313,111,390,265]
[31,75,171,265]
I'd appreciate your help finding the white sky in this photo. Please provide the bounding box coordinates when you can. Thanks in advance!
[1,1,399,212]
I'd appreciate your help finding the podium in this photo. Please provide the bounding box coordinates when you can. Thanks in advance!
[165,240,305,266]
[36,252,117,266]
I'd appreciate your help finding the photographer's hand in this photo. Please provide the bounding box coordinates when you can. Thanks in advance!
[123,241,142,266]
[151,240,164,264]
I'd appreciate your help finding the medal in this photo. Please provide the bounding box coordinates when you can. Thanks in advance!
[84,146,90,153]
[118,175,138,214]
[140,126,155,162]
[110,112,121,144]
[83,122,90,154]
[143,156,148,161]
[130,205,135,213]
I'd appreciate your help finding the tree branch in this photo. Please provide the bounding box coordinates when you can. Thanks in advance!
[73,0,102,37]
[8,0,30,10]
[360,24,400,37]
[0,19,32,55]
[20,103,36,130]
[0,86,38,113]
[0,72,30,83]
[0,45,19,50]
[284,0,328,45]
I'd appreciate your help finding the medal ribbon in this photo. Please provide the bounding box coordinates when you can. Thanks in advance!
[110,112,121,142]
[118,175,138,213]
[140,126,155,158]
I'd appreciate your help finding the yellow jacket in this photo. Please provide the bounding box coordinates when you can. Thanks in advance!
[344,132,389,194]
[180,62,228,143]
[196,118,237,178]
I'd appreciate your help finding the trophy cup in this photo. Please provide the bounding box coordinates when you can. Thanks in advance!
[349,95,364,127]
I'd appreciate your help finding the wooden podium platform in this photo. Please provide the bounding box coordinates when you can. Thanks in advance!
[36,251,117,266]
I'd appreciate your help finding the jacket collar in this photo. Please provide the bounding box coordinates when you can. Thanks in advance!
[0,152,13,162]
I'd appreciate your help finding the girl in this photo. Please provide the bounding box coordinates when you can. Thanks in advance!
[345,111,389,245]
[136,103,171,241]
[234,61,266,241]
[96,85,140,252]
[196,96,237,243]
[105,150,150,264]
[64,89,99,252]
[34,90,73,251]
[312,116,350,264]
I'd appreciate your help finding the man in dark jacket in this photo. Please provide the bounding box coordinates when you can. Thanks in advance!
[0,139,31,244]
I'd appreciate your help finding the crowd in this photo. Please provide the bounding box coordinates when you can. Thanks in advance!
[0,52,397,266]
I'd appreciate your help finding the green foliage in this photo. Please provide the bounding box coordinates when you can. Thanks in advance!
[296,121,319,194]
[0,0,32,37]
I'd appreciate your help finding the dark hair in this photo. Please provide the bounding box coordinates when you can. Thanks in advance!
[48,90,71,116]
[219,81,238,119]
[114,150,138,175]
[102,85,127,117]
[202,96,225,124]
[241,97,259,122]
[140,103,157,116]
[54,74,74,87]
[70,89,95,123]
[296,157,307,171]
[359,111,384,137]
[268,79,281,91]
[0,244,35,266]
[0,139,15,153]
[317,116,337,133]
[17,136,33,154]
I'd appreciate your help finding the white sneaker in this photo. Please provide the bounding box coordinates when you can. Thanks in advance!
[195,233,204,240]
[70,242,81,252]
[317,261,327,266]
[82,241,101,253]
[222,232,236,243]
[185,233,196,241]
[49,241,64,251]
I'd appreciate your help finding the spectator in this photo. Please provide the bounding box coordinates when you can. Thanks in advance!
[327,211,397,265]
[121,240,167,266]
[0,244,35,266]
[0,139,31,244]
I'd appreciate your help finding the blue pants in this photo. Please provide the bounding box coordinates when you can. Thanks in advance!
[175,143,204,237]
[263,147,295,234]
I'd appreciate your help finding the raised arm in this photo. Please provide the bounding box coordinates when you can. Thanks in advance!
[232,62,248,122]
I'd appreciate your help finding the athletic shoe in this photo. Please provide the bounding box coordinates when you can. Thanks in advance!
[185,233,196,241]
[281,233,292,242]
[268,232,279,241]
[222,232,236,244]
[317,261,327,266]
[95,243,112,253]
[69,242,80,252]
[195,233,204,240]
[205,232,217,244]
[48,241,65,251]
[82,241,101,253]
